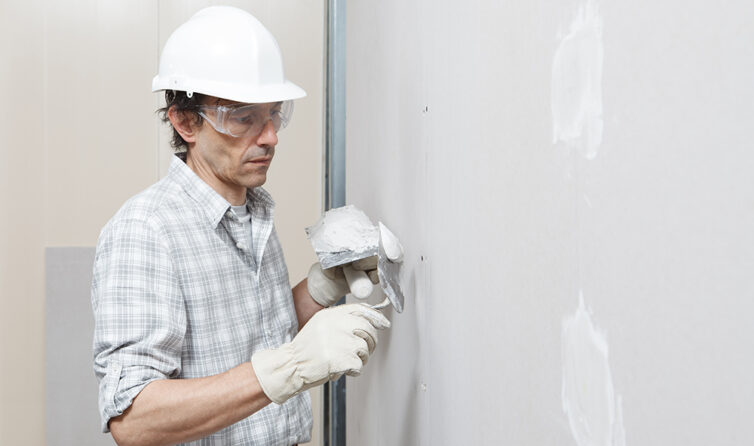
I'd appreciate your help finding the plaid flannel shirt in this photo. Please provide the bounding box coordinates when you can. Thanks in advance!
[91,155,312,445]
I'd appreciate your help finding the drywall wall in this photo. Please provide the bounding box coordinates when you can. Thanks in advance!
[345,0,754,445]
[1,1,323,443]
[46,248,115,446]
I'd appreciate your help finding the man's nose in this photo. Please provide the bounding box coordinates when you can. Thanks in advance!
[257,119,279,147]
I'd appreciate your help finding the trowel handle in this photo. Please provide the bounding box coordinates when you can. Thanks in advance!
[370,297,391,311]
[343,264,373,299]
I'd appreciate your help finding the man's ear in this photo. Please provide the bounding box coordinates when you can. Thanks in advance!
[167,106,200,143]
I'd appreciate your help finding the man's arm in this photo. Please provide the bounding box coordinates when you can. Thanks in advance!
[109,362,270,446]
[292,278,325,329]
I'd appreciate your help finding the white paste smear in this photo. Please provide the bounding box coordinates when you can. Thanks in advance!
[562,292,626,446]
[552,0,604,159]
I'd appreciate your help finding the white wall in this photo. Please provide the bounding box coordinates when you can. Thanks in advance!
[345,0,754,445]
[0,1,324,444]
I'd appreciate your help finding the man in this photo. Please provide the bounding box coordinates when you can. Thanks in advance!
[91,6,400,445]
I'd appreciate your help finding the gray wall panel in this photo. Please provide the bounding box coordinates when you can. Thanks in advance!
[345,0,754,445]
[46,247,114,445]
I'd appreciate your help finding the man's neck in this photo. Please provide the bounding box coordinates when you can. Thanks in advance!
[184,152,247,206]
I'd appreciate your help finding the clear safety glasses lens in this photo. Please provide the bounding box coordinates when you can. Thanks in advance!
[198,100,294,138]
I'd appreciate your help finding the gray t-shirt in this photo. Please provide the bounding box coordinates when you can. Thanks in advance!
[231,202,253,255]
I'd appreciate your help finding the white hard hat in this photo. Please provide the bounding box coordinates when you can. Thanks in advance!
[152,6,306,103]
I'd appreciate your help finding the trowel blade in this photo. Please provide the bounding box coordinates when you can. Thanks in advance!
[377,223,404,313]
[314,248,378,270]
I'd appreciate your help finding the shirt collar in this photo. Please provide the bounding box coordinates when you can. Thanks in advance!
[168,154,275,228]
[246,183,275,211]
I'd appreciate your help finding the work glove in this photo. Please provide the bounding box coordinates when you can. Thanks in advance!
[251,303,390,404]
[307,224,404,307]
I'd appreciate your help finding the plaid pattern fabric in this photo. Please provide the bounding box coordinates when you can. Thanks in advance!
[91,155,312,445]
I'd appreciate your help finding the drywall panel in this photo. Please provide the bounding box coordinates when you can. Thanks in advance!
[45,248,115,446]
[345,0,754,445]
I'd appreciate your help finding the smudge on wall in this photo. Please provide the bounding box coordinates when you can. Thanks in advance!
[551,0,604,160]
[562,292,626,446]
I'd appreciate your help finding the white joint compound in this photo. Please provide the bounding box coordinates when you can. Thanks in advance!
[552,0,604,160]
[307,205,379,256]
[562,292,626,446]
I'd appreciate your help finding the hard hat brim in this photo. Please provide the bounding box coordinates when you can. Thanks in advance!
[152,75,307,104]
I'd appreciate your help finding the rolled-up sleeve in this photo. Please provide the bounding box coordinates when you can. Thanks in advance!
[91,215,186,433]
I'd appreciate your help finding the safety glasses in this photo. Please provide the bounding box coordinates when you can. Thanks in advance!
[198,100,293,138]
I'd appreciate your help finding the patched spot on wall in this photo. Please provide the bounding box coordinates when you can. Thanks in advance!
[562,292,626,446]
[551,0,604,160]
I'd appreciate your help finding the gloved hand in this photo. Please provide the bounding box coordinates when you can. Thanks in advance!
[307,224,404,307]
[251,304,390,404]
[306,257,377,307]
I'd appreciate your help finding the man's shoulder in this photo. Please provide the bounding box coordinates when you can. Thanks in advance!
[105,176,188,230]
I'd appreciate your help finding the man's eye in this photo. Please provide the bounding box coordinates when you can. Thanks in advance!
[233,114,255,124]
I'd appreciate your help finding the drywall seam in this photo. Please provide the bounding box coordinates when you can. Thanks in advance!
[551,0,604,159]
[562,292,626,446]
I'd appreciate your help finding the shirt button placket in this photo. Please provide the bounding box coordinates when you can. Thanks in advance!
[250,268,272,348]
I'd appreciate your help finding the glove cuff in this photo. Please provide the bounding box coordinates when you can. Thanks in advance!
[251,343,301,404]
[307,283,334,308]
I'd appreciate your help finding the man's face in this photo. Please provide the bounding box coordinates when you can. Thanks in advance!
[188,97,280,195]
